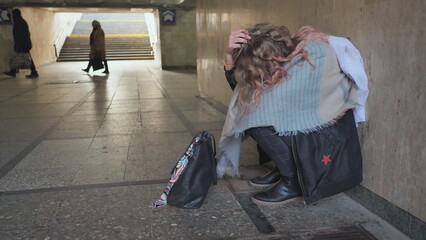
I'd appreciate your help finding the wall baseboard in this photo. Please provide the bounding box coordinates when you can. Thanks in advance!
[161,66,196,71]
[345,185,426,240]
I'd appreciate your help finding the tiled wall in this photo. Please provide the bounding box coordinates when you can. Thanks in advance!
[197,0,426,223]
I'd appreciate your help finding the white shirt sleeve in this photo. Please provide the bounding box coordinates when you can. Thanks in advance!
[328,36,369,125]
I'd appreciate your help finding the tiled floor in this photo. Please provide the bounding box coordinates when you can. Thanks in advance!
[0,61,410,239]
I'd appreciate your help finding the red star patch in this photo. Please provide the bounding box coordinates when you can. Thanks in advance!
[321,155,332,165]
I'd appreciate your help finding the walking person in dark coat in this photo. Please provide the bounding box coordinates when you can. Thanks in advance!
[82,20,109,74]
[3,8,39,78]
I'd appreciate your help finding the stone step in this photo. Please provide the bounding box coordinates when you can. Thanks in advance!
[58,13,153,62]
[56,55,154,61]
[60,49,153,53]
[73,13,147,35]
[59,52,154,57]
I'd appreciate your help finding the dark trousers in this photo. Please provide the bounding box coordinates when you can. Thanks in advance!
[246,127,296,177]
[86,60,109,72]
[29,53,37,73]
[257,144,270,165]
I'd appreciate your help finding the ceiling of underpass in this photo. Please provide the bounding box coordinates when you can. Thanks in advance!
[41,7,155,13]
[0,0,195,10]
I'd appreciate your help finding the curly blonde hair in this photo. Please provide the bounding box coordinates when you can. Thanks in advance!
[232,24,327,113]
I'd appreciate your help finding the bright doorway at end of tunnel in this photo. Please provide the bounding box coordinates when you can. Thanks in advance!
[57,12,158,63]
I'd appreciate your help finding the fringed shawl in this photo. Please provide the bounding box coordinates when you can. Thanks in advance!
[217,40,358,177]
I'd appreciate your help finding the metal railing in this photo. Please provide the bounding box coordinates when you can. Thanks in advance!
[52,14,82,58]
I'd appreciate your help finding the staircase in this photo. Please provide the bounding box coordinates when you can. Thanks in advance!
[57,36,154,61]
[57,13,154,62]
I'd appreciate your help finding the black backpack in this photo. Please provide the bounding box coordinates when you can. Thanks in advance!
[150,131,217,209]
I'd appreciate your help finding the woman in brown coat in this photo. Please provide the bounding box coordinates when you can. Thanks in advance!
[82,20,109,74]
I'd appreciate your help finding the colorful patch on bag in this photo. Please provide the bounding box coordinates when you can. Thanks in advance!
[149,137,199,208]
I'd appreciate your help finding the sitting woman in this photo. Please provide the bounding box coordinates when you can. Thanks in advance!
[217,24,363,206]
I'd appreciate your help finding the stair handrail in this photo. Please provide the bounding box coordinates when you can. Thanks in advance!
[53,13,82,59]
[53,27,65,58]
[53,21,73,58]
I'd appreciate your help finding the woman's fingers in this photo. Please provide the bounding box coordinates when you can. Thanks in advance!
[230,30,250,43]
[225,29,252,66]
[227,29,251,52]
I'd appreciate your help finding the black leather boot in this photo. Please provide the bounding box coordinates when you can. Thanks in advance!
[82,62,91,73]
[102,60,109,74]
[26,71,38,79]
[249,167,280,188]
[251,176,303,206]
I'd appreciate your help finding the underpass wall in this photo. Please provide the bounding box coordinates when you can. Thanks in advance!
[0,7,80,72]
[196,0,300,105]
[159,7,197,70]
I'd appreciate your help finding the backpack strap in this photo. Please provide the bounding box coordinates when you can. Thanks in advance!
[205,131,218,185]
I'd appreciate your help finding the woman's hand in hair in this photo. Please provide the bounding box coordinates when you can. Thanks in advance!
[224,29,251,69]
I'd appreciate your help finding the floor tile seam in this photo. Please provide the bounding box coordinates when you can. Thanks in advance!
[0,85,42,103]
[123,129,136,182]
[0,116,62,121]
[223,177,278,235]
[136,82,144,125]
[147,68,197,136]
[94,134,137,139]
[0,102,60,107]
[0,84,102,180]
[89,81,122,149]
[233,192,277,235]
[45,199,64,238]
[0,179,169,196]
[197,95,229,116]
[47,133,134,141]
